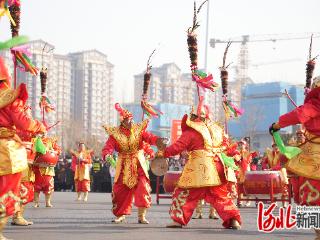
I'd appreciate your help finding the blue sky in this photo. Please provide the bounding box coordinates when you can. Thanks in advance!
[0,0,319,102]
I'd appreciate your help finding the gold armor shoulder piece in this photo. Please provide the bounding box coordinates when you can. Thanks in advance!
[0,87,20,109]
[102,125,119,136]
[207,120,224,130]
[134,119,149,131]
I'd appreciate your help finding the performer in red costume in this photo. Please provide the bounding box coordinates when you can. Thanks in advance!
[33,137,61,208]
[0,57,46,239]
[236,140,252,183]
[102,103,164,224]
[71,142,93,202]
[158,102,241,229]
[270,76,320,237]
[11,106,37,226]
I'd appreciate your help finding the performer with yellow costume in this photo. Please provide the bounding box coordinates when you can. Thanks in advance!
[0,57,46,240]
[102,103,164,224]
[159,100,241,229]
[261,143,289,185]
[71,142,93,202]
[270,76,320,237]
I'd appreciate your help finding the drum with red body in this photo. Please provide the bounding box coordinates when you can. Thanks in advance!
[243,171,283,195]
[23,141,36,164]
[34,151,59,167]
[163,171,181,193]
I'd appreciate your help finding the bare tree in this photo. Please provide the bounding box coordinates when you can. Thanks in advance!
[240,105,265,144]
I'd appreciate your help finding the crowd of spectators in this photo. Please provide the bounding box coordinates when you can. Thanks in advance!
[54,157,114,193]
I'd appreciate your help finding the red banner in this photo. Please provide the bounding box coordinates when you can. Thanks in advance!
[171,120,182,143]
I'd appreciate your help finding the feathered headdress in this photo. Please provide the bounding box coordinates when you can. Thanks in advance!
[140,49,163,118]
[196,96,210,119]
[185,1,218,120]
[219,41,243,119]
[305,35,318,94]
[115,103,133,121]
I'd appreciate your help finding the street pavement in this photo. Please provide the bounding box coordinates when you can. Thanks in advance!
[4,192,314,240]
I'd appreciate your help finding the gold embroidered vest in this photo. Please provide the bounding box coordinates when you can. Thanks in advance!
[21,164,35,182]
[0,138,28,176]
[103,120,149,189]
[0,86,28,176]
[39,166,55,176]
[177,117,229,188]
[286,131,320,180]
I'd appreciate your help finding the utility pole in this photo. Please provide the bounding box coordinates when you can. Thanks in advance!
[204,0,210,72]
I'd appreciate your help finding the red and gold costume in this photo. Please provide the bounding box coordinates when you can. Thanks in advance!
[142,141,155,160]
[71,143,93,201]
[261,147,286,171]
[102,103,158,224]
[261,146,288,184]
[11,127,37,225]
[162,114,241,229]
[275,79,320,206]
[33,137,61,208]
[235,143,252,184]
[0,57,46,238]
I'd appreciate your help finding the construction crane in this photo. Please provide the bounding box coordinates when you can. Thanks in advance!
[210,33,320,86]
[209,33,320,120]
[210,33,320,48]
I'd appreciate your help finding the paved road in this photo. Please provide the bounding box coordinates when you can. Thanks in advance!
[4,192,313,240]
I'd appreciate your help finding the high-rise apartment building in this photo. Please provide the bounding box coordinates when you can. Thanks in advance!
[0,40,115,148]
[133,63,241,121]
[134,63,196,106]
[70,50,115,140]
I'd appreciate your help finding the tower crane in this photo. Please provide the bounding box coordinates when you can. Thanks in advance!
[209,33,320,118]
[210,33,320,48]
[210,33,320,86]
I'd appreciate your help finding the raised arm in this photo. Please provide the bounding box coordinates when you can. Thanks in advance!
[163,131,192,158]
[278,103,319,128]
[142,130,158,146]
[6,99,46,134]
[102,136,118,159]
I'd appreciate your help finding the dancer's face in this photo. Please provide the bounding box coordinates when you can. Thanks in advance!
[78,143,85,151]
[122,118,133,130]
[272,144,278,152]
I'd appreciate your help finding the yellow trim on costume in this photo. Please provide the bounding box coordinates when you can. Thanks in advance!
[0,87,20,109]
[170,189,189,220]
[286,131,320,180]
[103,120,149,188]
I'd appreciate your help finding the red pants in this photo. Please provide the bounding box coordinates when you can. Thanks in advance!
[0,173,22,218]
[291,176,320,205]
[20,181,34,205]
[228,182,238,199]
[170,184,241,228]
[112,170,151,217]
[75,180,90,192]
[34,169,54,194]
